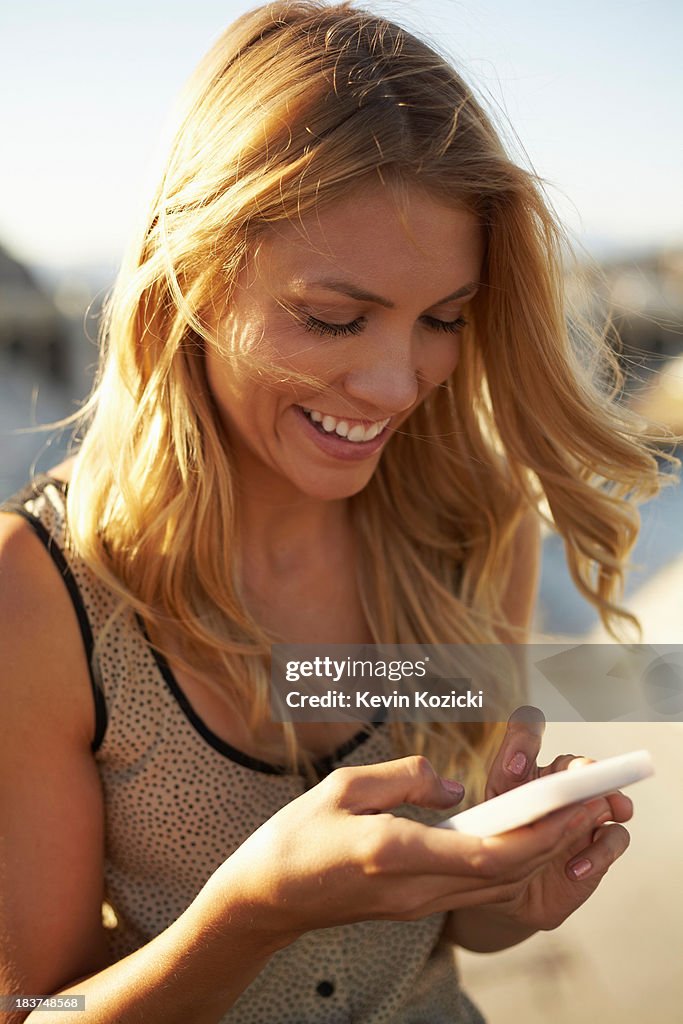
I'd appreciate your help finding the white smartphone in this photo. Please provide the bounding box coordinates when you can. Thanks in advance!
[437,749,654,838]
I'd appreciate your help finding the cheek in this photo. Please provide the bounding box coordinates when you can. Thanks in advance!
[205,346,232,406]
[421,337,461,386]
[204,345,253,430]
[205,311,267,405]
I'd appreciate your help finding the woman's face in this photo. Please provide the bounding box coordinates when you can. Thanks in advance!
[205,182,485,503]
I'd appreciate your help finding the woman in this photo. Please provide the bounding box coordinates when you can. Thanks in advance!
[0,2,667,1021]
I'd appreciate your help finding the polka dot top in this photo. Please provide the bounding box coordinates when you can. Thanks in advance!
[2,476,486,1024]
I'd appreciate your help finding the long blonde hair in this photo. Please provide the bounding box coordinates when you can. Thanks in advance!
[66,0,673,790]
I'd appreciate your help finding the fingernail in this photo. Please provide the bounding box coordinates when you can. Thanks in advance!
[505,751,528,776]
[442,778,465,797]
[569,858,593,879]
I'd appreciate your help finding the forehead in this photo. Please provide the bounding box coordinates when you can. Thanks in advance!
[250,184,485,300]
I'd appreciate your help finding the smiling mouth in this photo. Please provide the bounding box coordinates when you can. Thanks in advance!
[298,406,391,444]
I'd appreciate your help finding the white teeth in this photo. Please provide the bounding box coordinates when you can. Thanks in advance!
[301,406,390,443]
[347,424,366,442]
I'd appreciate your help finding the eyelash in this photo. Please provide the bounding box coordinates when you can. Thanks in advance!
[303,315,469,338]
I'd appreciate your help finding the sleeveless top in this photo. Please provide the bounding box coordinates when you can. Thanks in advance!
[1,475,486,1024]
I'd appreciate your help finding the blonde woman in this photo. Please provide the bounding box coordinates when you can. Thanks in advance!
[0,3,667,1022]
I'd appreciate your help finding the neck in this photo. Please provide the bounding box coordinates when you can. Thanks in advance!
[235,477,354,581]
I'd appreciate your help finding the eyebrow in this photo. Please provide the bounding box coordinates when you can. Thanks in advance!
[298,279,480,309]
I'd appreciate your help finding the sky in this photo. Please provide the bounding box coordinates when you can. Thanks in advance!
[1,0,681,272]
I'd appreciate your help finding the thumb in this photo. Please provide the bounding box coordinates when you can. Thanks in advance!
[333,755,465,814]
[485,704,546,799]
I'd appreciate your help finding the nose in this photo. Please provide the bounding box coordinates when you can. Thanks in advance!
[341,332,420,416]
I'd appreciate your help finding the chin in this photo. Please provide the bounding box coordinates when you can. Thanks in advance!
[295,469,377,502]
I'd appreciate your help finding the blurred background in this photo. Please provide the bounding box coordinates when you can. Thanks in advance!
[1,2,681,1021]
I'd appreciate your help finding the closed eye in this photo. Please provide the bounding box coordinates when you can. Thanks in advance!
[304,315,366,337]
[420,315,469,334]
[303,314,469,338]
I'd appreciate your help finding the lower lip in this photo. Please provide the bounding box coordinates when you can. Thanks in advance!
[294,406,391,461]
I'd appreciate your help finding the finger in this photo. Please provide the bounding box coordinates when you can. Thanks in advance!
[409,871,537,919]
[385,870,524,921]
[582,791,633,824]
[328,756,466,814]
[565,823,631,882]
[604,790,633,823]
[485,705,546,799]
[362,802,606,930]
[415,817,631,917]
[500,802,609,880]
[385,797,591,880]
[567,755,594,768]
[540,753,589,776]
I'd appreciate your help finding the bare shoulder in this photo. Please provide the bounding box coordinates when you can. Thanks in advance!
[0,507,94,747]
[0,510,111,998]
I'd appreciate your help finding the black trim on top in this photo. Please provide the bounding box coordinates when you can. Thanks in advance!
[136,613,385,778]
[0,475,108,754]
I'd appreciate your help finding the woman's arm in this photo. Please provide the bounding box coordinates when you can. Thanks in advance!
[441,510,633,952]
[0,514,285,1024]
[37,758,616,1021]
[0,514,112,1018]
[33,898,287,1024]
[0,510,616,1019]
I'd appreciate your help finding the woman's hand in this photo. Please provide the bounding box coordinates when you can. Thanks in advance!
[201,751,619,951]
[474,706,633,932]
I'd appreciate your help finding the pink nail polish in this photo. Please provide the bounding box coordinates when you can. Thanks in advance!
[570,858,592,879]
[506,751,527,776]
